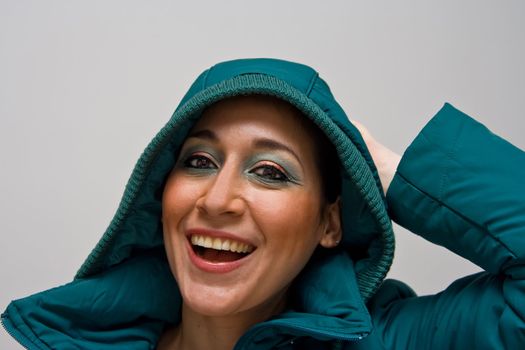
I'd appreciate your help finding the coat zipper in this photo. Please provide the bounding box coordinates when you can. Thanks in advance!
[234,321,367,349]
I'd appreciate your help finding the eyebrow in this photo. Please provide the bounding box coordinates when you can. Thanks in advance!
[187,129,302,164]
[187,129,217,141]
[252,138,301,164]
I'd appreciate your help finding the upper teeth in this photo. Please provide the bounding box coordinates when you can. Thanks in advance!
[190,235,254,254]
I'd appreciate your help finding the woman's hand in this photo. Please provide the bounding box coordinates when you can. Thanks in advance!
[352,120,401,194]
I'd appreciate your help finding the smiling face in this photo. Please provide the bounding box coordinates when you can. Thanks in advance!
[162,95,341,318]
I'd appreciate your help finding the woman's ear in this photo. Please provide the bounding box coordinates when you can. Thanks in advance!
[319,197,342,248]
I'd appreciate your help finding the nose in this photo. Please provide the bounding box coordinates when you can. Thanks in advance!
[196,163,246,217]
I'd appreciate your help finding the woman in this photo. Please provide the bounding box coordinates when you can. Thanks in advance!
[2,58,524,349]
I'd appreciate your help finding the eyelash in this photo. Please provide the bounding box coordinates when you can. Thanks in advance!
[250,164,290,183]
[183,154,217,169]
[182,154,290,183]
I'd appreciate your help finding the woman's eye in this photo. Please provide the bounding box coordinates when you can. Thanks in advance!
[184,155,216,169]
[251,165,289,182]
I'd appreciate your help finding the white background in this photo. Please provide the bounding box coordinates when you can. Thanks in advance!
[1,1,524,348]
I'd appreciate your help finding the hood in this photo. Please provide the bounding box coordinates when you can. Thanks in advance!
[77,58,394,300]
[2,58,394,349]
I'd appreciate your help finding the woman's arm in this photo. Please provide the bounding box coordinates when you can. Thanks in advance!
[355,104,525,349]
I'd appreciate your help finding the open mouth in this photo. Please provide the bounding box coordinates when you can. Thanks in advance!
[190,234,256,263]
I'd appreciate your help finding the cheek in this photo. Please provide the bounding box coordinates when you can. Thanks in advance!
[250,192,324,295]
[162,174,200,217]
[161,175,196,257]
[249,189,324,250]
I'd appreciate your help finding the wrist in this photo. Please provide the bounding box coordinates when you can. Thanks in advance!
[368,142,401,194]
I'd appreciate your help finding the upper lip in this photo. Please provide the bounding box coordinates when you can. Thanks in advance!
[186,228,257,249]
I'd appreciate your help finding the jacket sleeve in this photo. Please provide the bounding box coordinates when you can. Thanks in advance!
[367,103,525,349]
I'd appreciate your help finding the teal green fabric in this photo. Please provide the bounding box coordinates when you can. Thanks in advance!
[3,59,525,349]
[361,104,525,349]
[345,104,525,349]
[74,59,394,301]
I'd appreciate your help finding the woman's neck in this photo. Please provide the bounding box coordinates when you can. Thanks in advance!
[157,292,287,350]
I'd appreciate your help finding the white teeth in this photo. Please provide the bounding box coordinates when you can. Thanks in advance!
[212,238,222,250]
[204,236,212,248]
[190,234,254,254]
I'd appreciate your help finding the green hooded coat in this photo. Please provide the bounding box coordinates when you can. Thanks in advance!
[2,58,524,349]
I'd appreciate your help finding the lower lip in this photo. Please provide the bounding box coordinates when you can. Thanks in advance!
[186,238,252,274]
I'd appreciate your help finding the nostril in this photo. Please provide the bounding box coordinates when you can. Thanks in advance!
[195,178,246,216]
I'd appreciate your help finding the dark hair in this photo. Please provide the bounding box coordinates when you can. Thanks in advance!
[257,94,342,204]
[303,116,342,204]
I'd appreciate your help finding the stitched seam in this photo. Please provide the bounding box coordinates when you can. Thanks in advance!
[396,172,518,260]
[419,117,465,202]
[305,71,319,96]
[76,73,393,300]
[202,67,211,89]
[11,303,50,350]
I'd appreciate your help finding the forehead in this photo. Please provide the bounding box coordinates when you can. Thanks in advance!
[194,95,320,140]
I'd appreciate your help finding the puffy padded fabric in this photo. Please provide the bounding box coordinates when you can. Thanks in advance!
[2,60,524,349]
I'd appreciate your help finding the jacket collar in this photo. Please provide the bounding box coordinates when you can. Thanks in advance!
[3,249,371,349]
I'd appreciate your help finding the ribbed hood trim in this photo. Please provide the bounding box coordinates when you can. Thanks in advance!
[75,71,394,301]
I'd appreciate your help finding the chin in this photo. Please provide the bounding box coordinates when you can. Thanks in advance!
[181,285,249,317]
[180,280,289,321]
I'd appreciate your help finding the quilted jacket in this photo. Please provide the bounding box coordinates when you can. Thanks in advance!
[2,59,524,349]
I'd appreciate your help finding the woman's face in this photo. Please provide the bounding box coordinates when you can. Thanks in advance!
[162,95,341,318]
